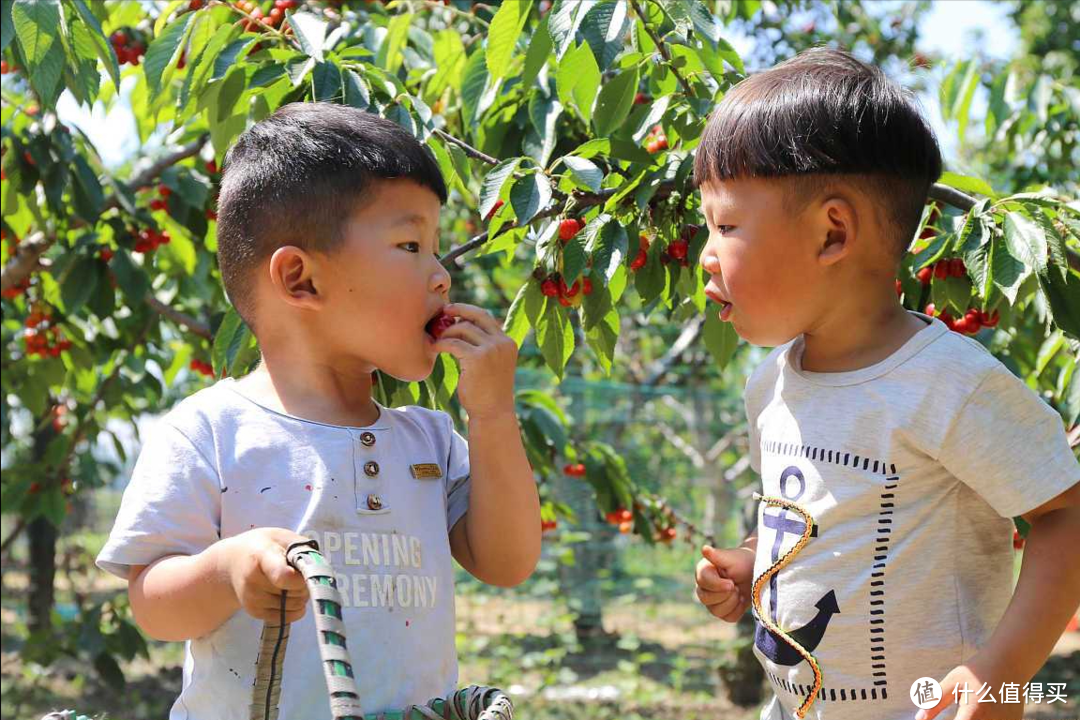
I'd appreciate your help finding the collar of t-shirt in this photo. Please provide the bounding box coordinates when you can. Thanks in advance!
[787,312,949,387]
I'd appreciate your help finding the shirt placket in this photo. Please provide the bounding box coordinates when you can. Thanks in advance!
[351,428,390,516]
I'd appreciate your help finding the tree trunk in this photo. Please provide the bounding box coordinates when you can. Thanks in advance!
[27,417,58,634]
[27,516,58,634]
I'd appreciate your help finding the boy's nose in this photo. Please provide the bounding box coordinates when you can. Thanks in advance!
[431,259,451,294]
[700,250,721,275]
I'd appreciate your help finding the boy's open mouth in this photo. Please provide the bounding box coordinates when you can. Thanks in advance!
[425,308,456,339]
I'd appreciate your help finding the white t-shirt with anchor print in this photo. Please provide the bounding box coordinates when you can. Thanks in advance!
[743,313,1079,720]
[97,379,471,720]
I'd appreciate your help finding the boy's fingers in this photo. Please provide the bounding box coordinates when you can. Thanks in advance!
[444,304,502,335]
[702,545,749,576]
[696,585,736,606]
[432,337,476,359]
[719,598,749,623]
[438,321,487,346]
[695,559,730,591]
[705,592,743,620]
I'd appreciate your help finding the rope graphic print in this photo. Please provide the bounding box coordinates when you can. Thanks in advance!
[752,493,822,718]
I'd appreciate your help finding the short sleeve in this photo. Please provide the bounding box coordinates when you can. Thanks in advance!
[96,421,223,578]
[444,417,471,533]
[939,366,1080,519]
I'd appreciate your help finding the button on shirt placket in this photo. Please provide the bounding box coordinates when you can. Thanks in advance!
[355,429,389,514]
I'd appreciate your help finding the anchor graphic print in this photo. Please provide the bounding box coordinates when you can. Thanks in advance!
[750,437,903,717]
[754,466,840,667]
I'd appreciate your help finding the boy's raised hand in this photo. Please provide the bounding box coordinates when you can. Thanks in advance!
[433,303,518,419]
[696,544,755,622]
[221,527,311,624]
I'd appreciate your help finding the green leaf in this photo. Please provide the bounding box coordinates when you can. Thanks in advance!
[548,0,597,60]
[585,305,619,374]
[561,156,603,192]
[953,61,980,145]
[144,11,194,100]
[377,12,412,74]
[578,0,628,71]
[521,14,552,88]
[990,234,1028,304]
[593,66,639,137]
[109,250,149,303]
[429,29,467,98]
[343,69,369,109]
[71,154,104,221]
[68,0,121,90]
[562,236,588,286]
[586,217,627,281]
[212,306,258,378]
[13,0,65,103]
[486,0,531,80]
[528,93,562,168]
[312,60,342,102]
[479,158,521,219]
[212,37,258,81]
[1,0,13,51]
[504,281,537,347]
[459,48,488,125]
[938,172,995,198]
[703,310,739,369]
[557,41,601,122]
[536,300,574,378]
[60,256,99,314]
[509,172,552,226]
[287,10,328,62]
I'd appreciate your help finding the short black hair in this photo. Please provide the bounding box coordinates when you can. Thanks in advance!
[216,102,448,326]
[693,47,942,255]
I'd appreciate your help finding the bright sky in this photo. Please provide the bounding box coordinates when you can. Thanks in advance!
[51,1,1020,169]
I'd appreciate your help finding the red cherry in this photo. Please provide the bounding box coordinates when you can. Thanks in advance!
[654,136,668,151]
[0,61,9,75]
[149,198,168,211]
[660,526,677,543]
[558,218,582,242]
[582,278,593,295]
[916,267,933,285]
[206,208,217,220]
[484,199,504,221]
[924,303,936,317]
[618,509,633,523]
[980,309,1000,327]
[933,262,948,280]
[639,234,650,252]
[189,0,205,9]
[425,310,456,339]
[645,139,660,154]
[158,184,172,197]
[540,278,559,297]
[949,258,966,278]
[668,239,688,260]
[267,7,284,25]
[919,226,936,240]
[1013,528,1025,550]
[618,521,633,534]
[205,159,218,174]
[559,278,580,298]
[541,519,558,533]
[633,93,649,105]
[630,249,648,271]
[604,510,621,525]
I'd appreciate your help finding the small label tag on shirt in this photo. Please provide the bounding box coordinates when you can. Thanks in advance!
[410,463,443,480]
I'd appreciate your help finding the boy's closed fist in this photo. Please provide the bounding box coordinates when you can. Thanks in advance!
[696,544,755,622]
[432,303,518,420]
[222,527,311,624]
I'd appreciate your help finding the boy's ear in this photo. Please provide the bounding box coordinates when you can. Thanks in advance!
[268,246,322,310]
[816,195,857,266]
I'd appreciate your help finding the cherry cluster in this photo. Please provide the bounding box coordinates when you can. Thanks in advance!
[925,303,1000,335]
[644,124,668,154]
[133,227,172,253]
[109,30,146,67]
[22,307,72,358]
[916,257,966,285]
[540,274,594,307]
[189,359,216,378]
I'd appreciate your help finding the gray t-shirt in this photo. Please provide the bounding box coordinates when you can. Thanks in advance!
[745,314,1079,720]
[97,379,471,719]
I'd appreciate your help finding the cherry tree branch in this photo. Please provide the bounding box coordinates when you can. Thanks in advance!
[627,0,696,101]
[144,296,212,339]
[434,129,499,166]
[0,135,209,293]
